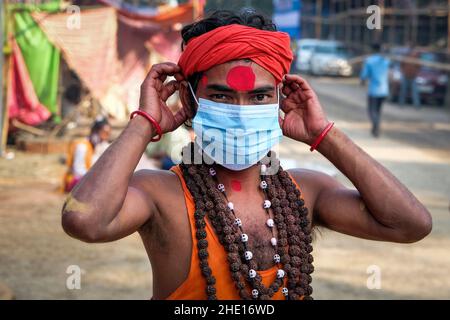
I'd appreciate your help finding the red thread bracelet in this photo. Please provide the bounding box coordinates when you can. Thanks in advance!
[130,110,162,142]
[309,122,334,152]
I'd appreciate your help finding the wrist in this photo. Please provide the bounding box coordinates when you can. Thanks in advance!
[308,121,332,145]
[128,115,155,144]
[309,122,334,151]
[316,125,338,154]
[129,110,162,143]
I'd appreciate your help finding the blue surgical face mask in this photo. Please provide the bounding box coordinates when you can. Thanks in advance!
[188,83,282,171]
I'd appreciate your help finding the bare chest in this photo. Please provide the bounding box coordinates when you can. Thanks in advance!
[225,197,278,271]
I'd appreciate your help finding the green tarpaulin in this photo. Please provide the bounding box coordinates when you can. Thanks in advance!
[13,1,61,120]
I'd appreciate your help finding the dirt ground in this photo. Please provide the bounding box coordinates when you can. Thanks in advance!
[1,77,450,300]
[0,151,152,299]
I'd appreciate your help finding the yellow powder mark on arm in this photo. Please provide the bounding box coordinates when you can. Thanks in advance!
[63,193,89,214]
[359,201,367,212]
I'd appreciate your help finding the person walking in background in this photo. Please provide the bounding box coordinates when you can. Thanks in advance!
[63,117,111,192]
[399,49,421,108]
[360,43,391,138]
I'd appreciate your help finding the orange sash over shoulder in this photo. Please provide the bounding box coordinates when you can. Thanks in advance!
[167,165,305,300]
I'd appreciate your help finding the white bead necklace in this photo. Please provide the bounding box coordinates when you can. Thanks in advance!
[209,165,289,299]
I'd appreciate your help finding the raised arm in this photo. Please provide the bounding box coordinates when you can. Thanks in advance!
[313,127,432,243]
[62,63,188,243]
[281,74,432,243]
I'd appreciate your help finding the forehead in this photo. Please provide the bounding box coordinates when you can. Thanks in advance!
[203,60,276,86]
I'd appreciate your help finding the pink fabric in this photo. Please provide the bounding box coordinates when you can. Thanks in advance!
[32,6,190,119]
[7,40,51,126]
[32,8,120,100]
[146,30,182,63]
[116,14,160,109]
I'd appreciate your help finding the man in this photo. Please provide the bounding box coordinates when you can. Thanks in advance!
[61,10,431,300]
[63,117,111,192]
[360,43,390,137]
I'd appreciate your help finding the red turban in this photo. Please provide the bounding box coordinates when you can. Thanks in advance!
[178,24,293,83]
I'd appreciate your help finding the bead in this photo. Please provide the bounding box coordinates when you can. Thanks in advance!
[234,218,242,227]
[260,164,267,174]
[249,269,257,278]
[282,287,289,296]
[227,202,234,210]
[273,254,281,263]
[252,289,259,299]
[244,251,253,260]
[263,200,271,209]
[266,218,274,228]
[241,233,249,242]
[270,237,277,246]
[209,168,216,176]
[217,184,225,192]
[277,269,285,279]
[260,180,268,189]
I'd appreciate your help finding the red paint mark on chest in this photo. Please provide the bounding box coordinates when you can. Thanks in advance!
[226,66,256,91]
[231,180,242,192]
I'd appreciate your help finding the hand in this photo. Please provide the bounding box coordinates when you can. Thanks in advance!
[139,63,189,134]
[280,74,330,145]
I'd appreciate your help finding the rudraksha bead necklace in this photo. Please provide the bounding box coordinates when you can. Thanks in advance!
[180,143,314,300]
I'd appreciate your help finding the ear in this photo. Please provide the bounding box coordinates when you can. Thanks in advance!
[179,82,197,119]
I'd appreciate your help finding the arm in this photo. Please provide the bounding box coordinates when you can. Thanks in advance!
[311,127,430,242]
[62,117,155,242]
[281,75,432,243]
[62,63,188,243]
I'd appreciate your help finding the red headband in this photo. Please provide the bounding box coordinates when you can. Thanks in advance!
[178,24,293,83]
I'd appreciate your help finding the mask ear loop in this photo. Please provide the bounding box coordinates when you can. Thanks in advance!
[277,84,285,120]
[188,83,199,106]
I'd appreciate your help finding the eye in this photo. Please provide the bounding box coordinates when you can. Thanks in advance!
[209,94,230,102]
[252,94,272,104]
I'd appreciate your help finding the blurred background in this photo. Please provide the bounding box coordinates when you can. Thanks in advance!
[0,0,449,300]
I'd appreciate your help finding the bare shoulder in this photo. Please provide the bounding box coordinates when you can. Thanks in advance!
[130,168,189,235]
[287,167,341,194]
[287,168,343,222]
[130,168,182,204]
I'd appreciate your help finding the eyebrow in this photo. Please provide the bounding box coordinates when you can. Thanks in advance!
[206,84,275,94]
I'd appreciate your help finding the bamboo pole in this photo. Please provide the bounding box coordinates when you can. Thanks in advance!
[0,0,4,156]
[0,0,11,156]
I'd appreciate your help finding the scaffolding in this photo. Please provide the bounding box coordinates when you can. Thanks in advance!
[300,0,450,53]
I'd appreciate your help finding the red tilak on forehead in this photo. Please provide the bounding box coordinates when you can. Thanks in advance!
[200,74,208,87]
[226,66,256,91]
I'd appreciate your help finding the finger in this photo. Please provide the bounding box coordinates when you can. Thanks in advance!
[173,71,185,82]
[160,80,179,102]
[285,74,314,91]
[281,83,293,96]
[287,81,300,92]
[146,63,181,83]
[280,99,302,113]
[172,106,189,130]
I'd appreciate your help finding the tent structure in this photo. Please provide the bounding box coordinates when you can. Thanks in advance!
[0,1,199,154]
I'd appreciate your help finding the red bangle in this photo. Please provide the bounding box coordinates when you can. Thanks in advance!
[130,110,162,142]
[310,122,334,152]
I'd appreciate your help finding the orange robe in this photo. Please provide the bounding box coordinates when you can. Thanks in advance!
[166,165,305,300]
[63,138,93,192]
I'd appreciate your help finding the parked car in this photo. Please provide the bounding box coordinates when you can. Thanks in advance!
[309,40,353,76]
[295,39,320,73]
[389,48,448,106]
